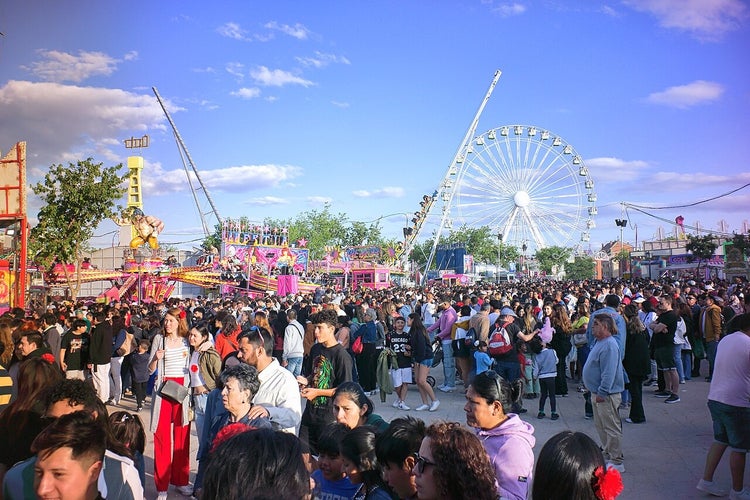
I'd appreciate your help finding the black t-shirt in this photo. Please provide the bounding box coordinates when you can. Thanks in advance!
[388,329,412,368]
[654,310,678,349]
[302,343,353,409]
[60,331,89,370]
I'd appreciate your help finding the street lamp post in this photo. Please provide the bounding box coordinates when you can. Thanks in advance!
[134,252,144,303]
[521,242,528,275]
[496,233,503,283]
[615,219,628,277]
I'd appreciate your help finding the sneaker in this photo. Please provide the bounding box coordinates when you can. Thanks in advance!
[730,488,750,500]
[397,401,411,411]
[436,384,446,391]
[551,412,560,420]
[618,402,630,410]
[392,400,401,408]
[517,407,528,413]
[625,417,645,424]
[157,492,168,500]
[642,378,654,387]
[429,400,440,412]
[584,413,593,420]
[439,385,455,393]
[177,484,193,496]
[415,404,430,411]
[665,394,681,404]
[537,411,545,419]
[136,405,143,412]
[607,462,625,473]
[654,391,670,398]
[679,380,686,384]
[697,479,728,497]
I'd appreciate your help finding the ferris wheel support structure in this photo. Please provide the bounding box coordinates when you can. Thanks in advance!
[414,70,502,282]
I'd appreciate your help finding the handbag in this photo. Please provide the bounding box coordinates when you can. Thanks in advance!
[351,334,364,355]
[157,336,189,403]
[158,379,189,403]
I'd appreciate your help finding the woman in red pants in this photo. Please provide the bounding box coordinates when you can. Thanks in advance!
[148,307,192,499]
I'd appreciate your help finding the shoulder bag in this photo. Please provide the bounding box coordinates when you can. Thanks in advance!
[157,336,189,403]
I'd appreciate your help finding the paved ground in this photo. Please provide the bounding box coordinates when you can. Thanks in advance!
[121,367,747,500]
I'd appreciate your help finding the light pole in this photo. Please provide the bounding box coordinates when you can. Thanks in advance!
[496,233,503,283]
[134,252,144,303]
[521,242,528,275]
[615,219,628,277]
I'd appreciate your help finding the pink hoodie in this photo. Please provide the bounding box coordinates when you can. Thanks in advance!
[474,414,536,500]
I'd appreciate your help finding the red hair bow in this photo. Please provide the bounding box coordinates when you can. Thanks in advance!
[179,310,186,320]
[41,353,56,365]
[593,465,623,500]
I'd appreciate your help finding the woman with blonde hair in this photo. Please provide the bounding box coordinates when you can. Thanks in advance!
[148,307,191,499]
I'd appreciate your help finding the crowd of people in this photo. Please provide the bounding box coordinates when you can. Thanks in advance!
[0,273,747,499]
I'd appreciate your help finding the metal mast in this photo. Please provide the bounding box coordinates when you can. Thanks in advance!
[152,87,222,237]
[419,70,502,282]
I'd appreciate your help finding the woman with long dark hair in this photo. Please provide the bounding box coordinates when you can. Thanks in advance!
[407,313,438,412]
[340,426,395,500]
[465,370,535,500]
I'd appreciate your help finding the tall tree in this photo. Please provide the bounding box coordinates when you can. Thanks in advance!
[685,234,718,276]
[566,255,596,280]
[30,158,127,300]
[535,246,572,275]
[730,231,750,259]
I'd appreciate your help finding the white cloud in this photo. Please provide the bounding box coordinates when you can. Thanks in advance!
[351,186,405,198]
[231,87,261,99]
[123,51,139,61]
[243,196,289,206]
[225,62,245,81]
[142,163,303,196]
[307,196,333,205]
[24,50,124,83]
[493,2,526,17]
[250,66,314,87]
[0,80,168,171]
[600,5,620,17]
[646,80,724,109]
[623,0,748,41]
[586,157,650,183]
[296,51,351,68]
[331,101,350,108]
[217,22,250,41]
[264,21,311,40]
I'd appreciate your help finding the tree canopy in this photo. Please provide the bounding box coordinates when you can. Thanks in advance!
[30,158,127,299]
[565,255,596,280]
[535,246,573,274]
[685,233,718,274]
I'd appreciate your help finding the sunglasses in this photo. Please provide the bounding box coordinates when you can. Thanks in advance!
[413,453,437,474]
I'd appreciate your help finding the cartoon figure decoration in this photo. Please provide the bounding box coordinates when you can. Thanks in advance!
[539,316,555,344]
[114,208,165,251]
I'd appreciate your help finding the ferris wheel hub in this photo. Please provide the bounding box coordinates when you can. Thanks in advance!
[514,191,531,208]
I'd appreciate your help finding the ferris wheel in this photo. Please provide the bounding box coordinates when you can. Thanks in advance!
[448,125,597,253]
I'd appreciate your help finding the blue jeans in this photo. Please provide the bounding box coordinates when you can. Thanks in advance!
[441,341,455,388]
[681,350,692,380]
[706,340,719,378]
[193,392,208,444]
[285,356,303,377]
[494,360,521,383]
[673,344,685,382]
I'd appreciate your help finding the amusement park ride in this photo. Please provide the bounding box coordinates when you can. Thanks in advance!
[1,72,606,305]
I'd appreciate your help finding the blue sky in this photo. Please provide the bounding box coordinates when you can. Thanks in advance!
[1,0,748,258]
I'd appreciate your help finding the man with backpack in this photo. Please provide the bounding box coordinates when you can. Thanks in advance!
[488,307,534,413]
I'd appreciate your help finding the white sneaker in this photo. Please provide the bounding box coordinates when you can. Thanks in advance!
[392,399,401,408]
[397,401,411,411]
[439,385,455,393]
[415,404,430,411]
[730,488,750,500]
[697,479,728,497]
[606,462,625,473]
[177,485,193,496]
[436,384,446,391]
[429,400,441,412]
[156,492,168,500]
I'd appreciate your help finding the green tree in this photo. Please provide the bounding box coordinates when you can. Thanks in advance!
[685,234,718,276]
[565,255,596,280]
[730,231,750,259]
[535,246,572,275]
[30,158,127,300]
